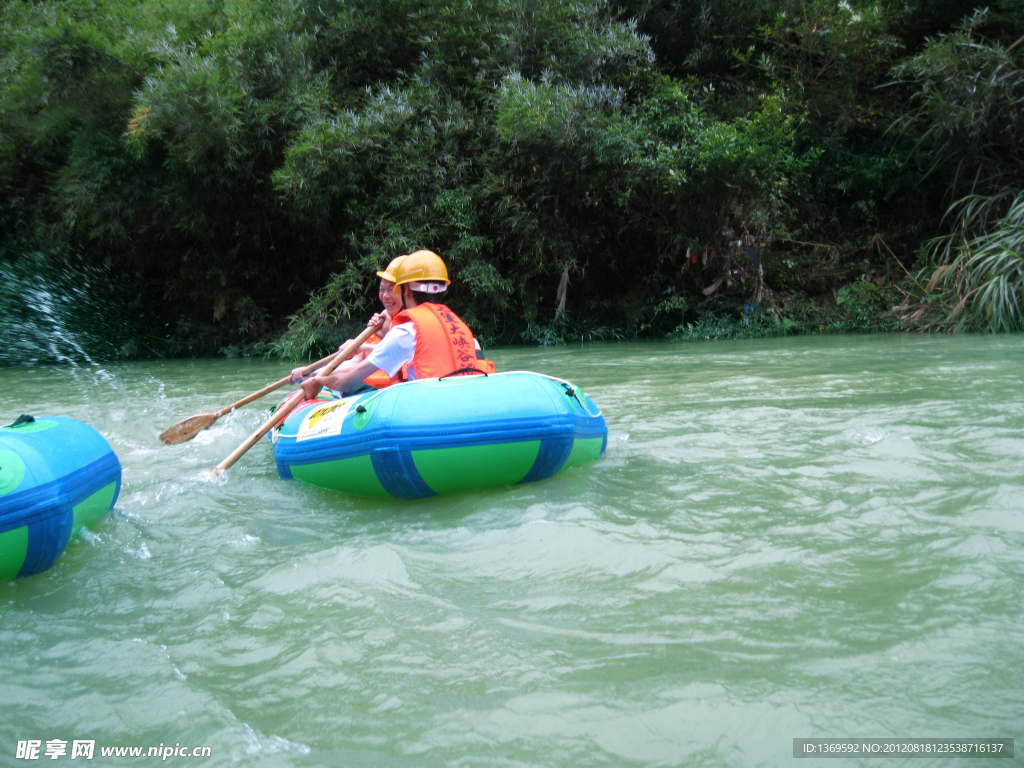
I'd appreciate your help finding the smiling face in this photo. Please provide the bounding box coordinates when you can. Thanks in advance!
[379,279,400,315]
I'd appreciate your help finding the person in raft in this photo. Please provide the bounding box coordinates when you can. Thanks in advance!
[296,249,494,401]
[290,255,408,393]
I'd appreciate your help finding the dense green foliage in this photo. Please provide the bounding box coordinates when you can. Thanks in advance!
[1,0,1022,359]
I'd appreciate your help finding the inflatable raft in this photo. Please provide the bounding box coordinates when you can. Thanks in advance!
[0,416,121,580]
[271,371,606,498]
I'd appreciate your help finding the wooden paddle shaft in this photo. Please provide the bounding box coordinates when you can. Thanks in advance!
[215,350,342,417]
[210,321,383,473]
[211,390,304,472]
[318,320,382,378]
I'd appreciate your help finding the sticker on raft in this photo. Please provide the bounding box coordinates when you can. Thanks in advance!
[296,398,358,442]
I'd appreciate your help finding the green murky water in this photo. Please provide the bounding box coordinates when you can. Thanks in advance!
[2,334,1022,766]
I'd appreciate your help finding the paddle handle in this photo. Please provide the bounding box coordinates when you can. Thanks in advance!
[209,321,383,473]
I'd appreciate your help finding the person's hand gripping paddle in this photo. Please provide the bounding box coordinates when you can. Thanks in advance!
[159,351,346,445]
[201,320,383,478]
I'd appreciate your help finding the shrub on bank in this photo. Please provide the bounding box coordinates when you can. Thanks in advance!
[1,0,1022,358]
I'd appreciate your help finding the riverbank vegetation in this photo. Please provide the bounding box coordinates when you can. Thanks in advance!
[1,0,1022,361]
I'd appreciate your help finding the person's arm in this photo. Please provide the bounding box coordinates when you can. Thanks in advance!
[294,312,395,383]
[369,311,392,338]
[291,352,365,383]
[300,358,381,400]
[352,313,392,355]
[300,323,415,399]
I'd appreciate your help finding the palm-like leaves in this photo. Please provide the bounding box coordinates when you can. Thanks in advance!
[937,192,1024,332]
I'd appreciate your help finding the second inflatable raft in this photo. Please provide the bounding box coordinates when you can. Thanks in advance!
[0,415,121,580]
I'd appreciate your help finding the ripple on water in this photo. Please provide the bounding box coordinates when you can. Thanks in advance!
[2,336,1024,765]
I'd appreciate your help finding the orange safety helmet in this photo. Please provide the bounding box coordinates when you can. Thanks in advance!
[391,250,450,295]
[376,255,407,283]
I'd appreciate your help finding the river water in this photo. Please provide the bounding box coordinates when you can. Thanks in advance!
[1,334,1021,766]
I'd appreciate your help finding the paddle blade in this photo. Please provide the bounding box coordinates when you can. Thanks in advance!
[160,412,220,444]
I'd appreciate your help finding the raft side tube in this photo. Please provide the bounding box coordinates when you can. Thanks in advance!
[0,417,121,579]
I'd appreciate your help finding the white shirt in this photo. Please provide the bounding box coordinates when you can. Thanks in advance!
[365,323,417,378]
[363,311,483,380]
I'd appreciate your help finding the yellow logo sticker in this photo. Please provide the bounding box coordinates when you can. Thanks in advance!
[307,402,346,431]
[296,398,357,442]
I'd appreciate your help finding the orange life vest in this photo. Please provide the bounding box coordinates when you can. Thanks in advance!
[363,368,392,388]
[389,303,494,384]
[360,332,392,388]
